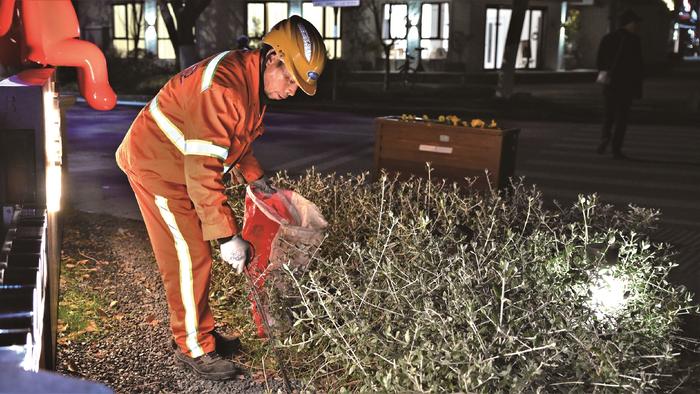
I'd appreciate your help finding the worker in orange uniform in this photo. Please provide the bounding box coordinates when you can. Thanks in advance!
[115,16,326,380]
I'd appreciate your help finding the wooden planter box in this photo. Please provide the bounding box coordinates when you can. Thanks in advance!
[374,117,520,189]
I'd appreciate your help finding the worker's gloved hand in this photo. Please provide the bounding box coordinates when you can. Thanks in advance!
[250,176,276,196]
[219,235,251,274]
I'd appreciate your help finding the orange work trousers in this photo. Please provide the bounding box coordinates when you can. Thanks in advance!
[126,177,216,358]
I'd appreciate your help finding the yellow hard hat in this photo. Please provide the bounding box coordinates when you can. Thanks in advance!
[262,15,327,96]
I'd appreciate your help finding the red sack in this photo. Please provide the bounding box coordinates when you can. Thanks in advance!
[241,186,327,337]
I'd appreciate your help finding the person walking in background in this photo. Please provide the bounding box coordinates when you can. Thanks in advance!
[596,10,644,160]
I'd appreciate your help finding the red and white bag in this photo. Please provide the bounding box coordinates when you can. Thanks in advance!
[241,186,327,337]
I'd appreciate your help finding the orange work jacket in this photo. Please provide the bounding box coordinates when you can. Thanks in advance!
[116,50,267,241]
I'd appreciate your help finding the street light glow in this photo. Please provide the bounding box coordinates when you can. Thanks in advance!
[589,268,627,320]
[45,165,62,213]
[43,89,62,213]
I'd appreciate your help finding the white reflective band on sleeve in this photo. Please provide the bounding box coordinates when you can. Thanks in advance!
[223,164,231,174]
[201,51,230,92]
[184,139,228,161]
[150,96,229,161]
[149,96,186,154]
[154,195,204,358]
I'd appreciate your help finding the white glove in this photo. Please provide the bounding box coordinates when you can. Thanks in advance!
[219,235,251,274]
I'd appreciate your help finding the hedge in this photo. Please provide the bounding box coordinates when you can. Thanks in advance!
[213,170,697,392]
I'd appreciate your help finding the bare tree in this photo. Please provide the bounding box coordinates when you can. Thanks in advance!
[496,0,529,99]
[129,0,145,58]
[366,0,396,92]
[158,0,212,70]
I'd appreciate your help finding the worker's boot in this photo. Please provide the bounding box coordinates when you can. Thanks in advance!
[170,330,242,358]
[212,330,242,357]
[174,348,241,381]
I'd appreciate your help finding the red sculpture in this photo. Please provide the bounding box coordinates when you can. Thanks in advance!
[0,0,116,110]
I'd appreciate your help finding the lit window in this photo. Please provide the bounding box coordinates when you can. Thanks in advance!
[113,2,145,57]
[484,7,543,70]
[382,3,408,59]
[113,1,178,60]
[420,3,449,60]
[302,2,342,59]
[247,2,289,48]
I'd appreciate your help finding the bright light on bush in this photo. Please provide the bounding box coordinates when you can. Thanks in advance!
[588,267,628,320]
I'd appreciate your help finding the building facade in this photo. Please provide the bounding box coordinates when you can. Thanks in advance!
[74,0,676,73]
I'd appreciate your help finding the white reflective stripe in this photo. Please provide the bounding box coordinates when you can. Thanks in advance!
[184,139,228,160]
[149,96,186,154]
[298,24,312,62]
[223,164,231,174]
[154,195,204,358]
[150,96,229,161]
[201,51,230,92]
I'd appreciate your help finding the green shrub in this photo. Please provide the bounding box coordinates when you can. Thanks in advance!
[218,170,697,392]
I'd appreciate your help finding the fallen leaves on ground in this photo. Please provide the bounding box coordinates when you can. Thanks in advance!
[85,321,98,333]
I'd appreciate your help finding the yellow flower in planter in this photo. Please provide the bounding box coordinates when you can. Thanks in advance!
[461,121,469,127]
[470,119,485,128]
[422,114,430,121]
[448,115,460,126]
[489,119,499,129]
[438,115,446,123]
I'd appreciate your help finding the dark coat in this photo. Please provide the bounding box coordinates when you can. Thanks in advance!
[596,29,644,99]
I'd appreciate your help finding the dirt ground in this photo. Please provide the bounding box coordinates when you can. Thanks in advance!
[56,209,289,393]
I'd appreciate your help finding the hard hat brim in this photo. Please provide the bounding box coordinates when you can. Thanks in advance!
[284,55,317,96]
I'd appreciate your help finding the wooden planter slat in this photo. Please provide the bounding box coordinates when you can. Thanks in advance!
[374,117,519,189]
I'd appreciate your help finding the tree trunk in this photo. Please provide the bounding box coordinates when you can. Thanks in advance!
[383,46,392,92]
[176,14,197,69]
[157,0,211,70]
[178,44,197,70]
[130,0,145,59]
[367,0,393,91]
[158,1,179,64]
[496,0,529,99]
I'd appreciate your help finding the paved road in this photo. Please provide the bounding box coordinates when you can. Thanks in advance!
[63,105,377,220]
[64,103,700,229]
[64,105,142,219]
[509,120,700,231]
[64,103,700,295]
